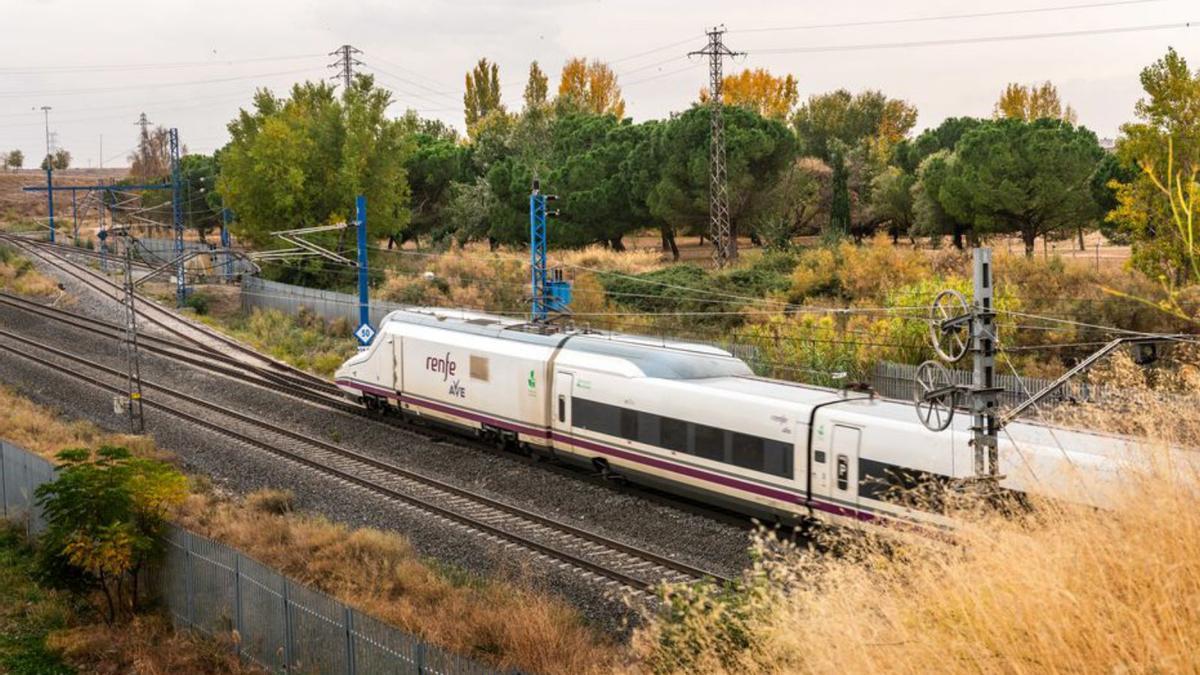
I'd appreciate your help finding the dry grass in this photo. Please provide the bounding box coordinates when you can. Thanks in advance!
[177,490,617,674]
[377,243,661,317]
[0,386,615,673]
[634,353,1200,674]
[47,614,258,674]
[0,385,157,463]
[0,244,62,298]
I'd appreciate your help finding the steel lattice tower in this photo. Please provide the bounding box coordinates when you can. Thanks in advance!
[328,44,363,93]
[690,26,744,268]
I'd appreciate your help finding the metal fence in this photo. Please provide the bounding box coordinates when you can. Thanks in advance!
[0,440,54,538]
[241,276,408,327]
[869,360,1102,408]
[0,440,499,675]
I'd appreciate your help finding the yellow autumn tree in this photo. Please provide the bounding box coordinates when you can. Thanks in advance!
[994,81,1078,124]
[557,58,626,118]
[700,68,799,120]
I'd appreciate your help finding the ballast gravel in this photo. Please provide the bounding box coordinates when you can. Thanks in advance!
[0,253,757,635]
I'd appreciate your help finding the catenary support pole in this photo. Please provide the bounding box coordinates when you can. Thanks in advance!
[970,248,999,477]
[529,182,548,322]
[356,195,370,333]
[221,207,233,282]
[46,168,55,244]
[169,128,186,306]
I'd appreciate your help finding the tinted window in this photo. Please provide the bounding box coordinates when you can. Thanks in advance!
[620,408,638,440]
[568,397,792,479]
[636,412,661,447]
[764,439,793,479]
[693,424,726,462]
[731,433,765,472]
[573,397,620,437]
[660,417,688,452]
[859,458,950,512]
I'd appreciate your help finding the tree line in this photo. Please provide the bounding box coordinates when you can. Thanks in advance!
[121,47,1197,288]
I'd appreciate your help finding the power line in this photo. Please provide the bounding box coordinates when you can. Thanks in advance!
[752,20,1197,55]
[0,53,325,75]
[733,0,1169,33]
[0,67,317,98]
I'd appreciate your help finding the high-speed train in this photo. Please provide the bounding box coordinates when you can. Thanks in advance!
[335,308,1139,532]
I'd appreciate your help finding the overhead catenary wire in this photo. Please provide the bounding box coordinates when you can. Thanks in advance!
[751,20,1197,55]
[733,0,1169,33]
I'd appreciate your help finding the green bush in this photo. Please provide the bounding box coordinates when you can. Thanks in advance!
[35,446,187,625]
[182,291,210,315]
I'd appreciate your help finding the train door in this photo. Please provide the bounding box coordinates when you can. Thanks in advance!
[392,335,403,393]
[553,372,574,435]
[830,425,861,509]
[370,335,395,390]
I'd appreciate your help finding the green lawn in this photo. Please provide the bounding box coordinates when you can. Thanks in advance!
[0,523,73,675]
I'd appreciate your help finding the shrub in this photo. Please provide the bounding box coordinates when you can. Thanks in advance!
[183,291,211,315]
[35,446,188,625]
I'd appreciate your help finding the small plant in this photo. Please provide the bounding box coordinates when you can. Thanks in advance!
[35,446,187,625]
[183,291,211,315]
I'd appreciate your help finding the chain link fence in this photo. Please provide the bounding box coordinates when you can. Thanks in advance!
[241,276,407,328]
[868,360,1103,408]
[0,439,500,675]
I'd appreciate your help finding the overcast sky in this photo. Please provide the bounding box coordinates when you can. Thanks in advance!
[1,0,1196,167]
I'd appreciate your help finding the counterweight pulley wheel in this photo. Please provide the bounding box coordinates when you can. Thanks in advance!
[930,289,970,363]
[914,360,957,432]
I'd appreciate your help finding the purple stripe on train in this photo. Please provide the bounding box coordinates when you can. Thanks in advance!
[337,379,889,525]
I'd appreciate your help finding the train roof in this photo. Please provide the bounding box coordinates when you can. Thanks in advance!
[382,308,751,379]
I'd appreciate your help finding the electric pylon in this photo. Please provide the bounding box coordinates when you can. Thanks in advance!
[690,26,744,268]
[328,44,363,93]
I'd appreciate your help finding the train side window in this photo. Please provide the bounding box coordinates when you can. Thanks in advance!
[660,417,688,452]
[637,412,661,447]
[573,397,620,436]
[836,455,848,491]
[693,424,725,462]
[557,395,565,423]
[814,450,827,463]
[731,433,765,472]
[620,408,639,440]
[763,439,793,479]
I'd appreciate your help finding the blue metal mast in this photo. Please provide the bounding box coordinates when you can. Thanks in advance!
[220,207,233,282]
[529,182,548,322]
[169,128,185,306]
[528,179,570,323]
[356,195,369,331]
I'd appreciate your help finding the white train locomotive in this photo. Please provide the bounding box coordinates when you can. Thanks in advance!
[335,308,1136,531]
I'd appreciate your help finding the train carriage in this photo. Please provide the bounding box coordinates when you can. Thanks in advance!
[336,308,1146,532]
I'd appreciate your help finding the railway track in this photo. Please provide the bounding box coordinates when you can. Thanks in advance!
[0,291,350,411]
[0,325,732,594]
[0,233,333,392]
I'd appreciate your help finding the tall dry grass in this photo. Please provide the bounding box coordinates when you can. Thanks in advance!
[377,244,661,317]
[634,351,1200,674]
[0,244,62,298]
[0,386,615,673]
[178,490,616,674]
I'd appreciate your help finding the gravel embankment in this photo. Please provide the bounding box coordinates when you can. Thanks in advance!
[0,252,756,633]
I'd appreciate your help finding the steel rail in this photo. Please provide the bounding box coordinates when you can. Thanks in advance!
[0,233,334,391]
[0,291,348,410]
[0,328,732,592]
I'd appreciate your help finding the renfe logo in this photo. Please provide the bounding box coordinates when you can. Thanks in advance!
[425,353,456,381]
[425,352,465,398]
